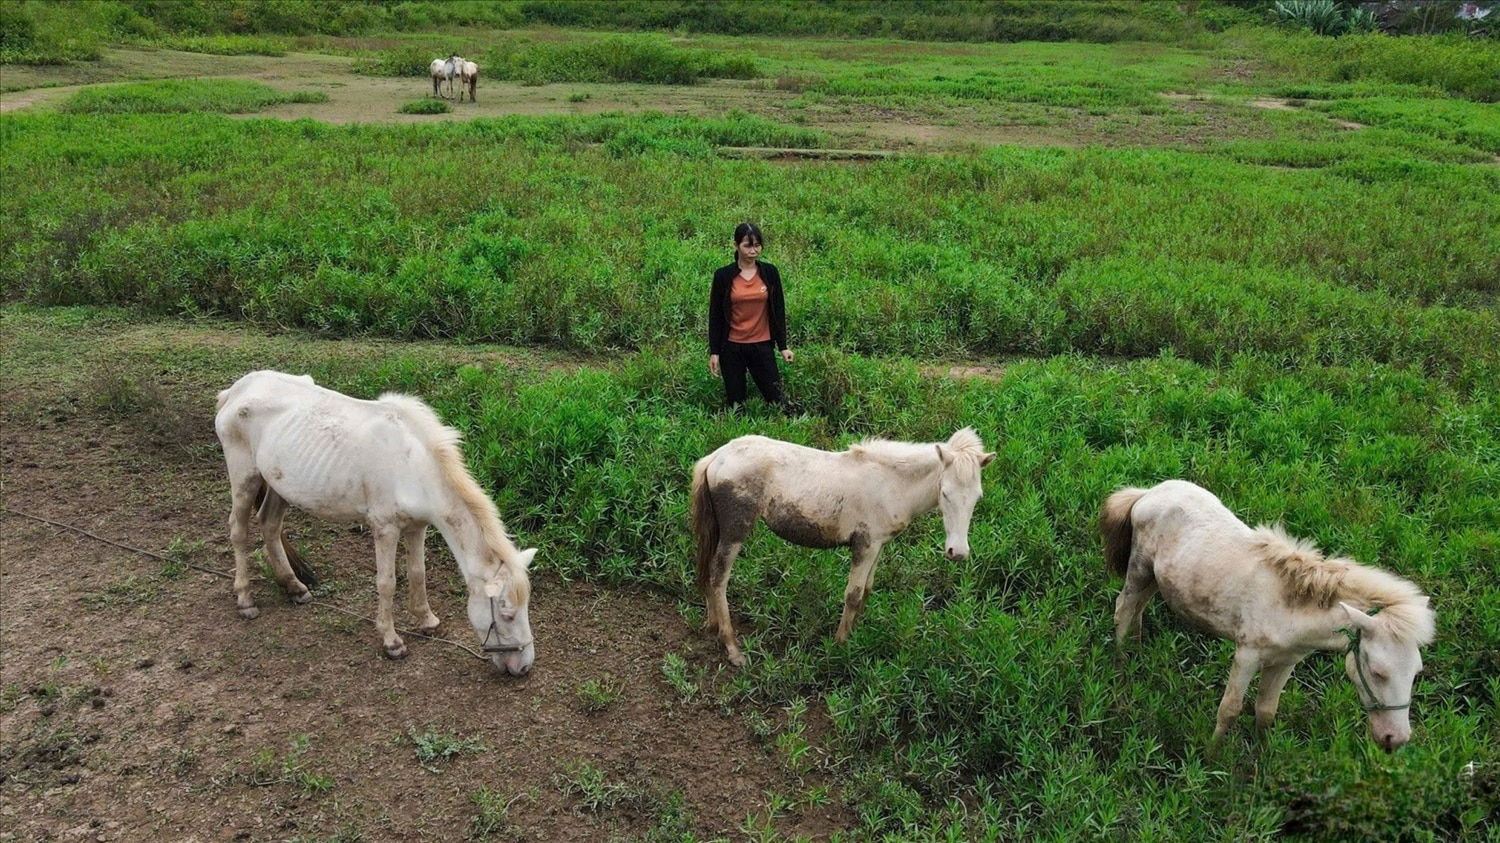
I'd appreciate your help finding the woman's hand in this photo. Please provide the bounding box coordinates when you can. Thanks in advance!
[781,348,794,363]
[709,354,720,377]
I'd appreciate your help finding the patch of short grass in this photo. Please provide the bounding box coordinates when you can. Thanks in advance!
[399,98,450,115]
[62,79,327,114]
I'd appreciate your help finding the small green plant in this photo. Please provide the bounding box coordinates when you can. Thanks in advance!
[556,761,640,812]
[245,734,333,795]
[661,653,698,702]
[162,535,204,579]
[407,725,488,770]
[566,91,590,103]
[468,787,516,839]
[399,98,451,115]
[575,674,621,713]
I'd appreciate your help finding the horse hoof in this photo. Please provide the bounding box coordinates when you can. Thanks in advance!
[238,606,260,620]
[383,643,408,660]
[727,651,747,668]
[290,591,312,605]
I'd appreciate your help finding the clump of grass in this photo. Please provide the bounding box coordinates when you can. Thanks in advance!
[399,98,451,115]
[244,734,333,795]
[62,80,326,114]
[407,725,488,770]
[575,675,621,713]
[468,787,519,839]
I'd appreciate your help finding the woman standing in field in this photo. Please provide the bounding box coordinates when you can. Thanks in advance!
[708,222,793,411]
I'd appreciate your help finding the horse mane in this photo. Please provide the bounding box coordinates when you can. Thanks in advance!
[378,392,526,591]
[1251,524,1434,645]
[847,427,987,471]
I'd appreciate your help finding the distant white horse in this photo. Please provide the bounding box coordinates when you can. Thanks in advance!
[458,59,479,103]
[692,429,994,666]
[430,54,460,98]
[1102,479,1435,751]
[215,371,536,675]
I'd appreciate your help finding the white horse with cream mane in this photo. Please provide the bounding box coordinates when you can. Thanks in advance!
[215,371,536,675]
[692,428,995,666]
[1102,479,1435,751]
[430,54,460,98]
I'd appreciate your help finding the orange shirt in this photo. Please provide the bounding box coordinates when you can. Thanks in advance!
[728,270,772,344]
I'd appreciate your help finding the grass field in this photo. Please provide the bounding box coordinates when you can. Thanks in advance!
[3,7,1499,841]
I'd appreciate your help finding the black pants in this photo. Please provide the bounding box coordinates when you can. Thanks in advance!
[720,341,783,408]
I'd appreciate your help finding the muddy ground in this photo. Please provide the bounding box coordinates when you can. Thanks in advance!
[0,317,855,842]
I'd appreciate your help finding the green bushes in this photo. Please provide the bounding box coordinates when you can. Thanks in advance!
[60,80,326,114]
[399,98,451,115]
[353,35,759,85]
[1240,29,1500,102]
[3,114,1496,389]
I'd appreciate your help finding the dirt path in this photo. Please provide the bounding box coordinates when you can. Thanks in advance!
[0,331,853,842]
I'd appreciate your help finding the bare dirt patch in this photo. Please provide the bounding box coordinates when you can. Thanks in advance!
[0,324,853,842]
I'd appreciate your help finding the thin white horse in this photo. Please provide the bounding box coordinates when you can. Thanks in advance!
[692,428,994,666]
[215,371,536,675]
[1102,479,1435,751]
[430,54,460,99]
[458,59,479,103]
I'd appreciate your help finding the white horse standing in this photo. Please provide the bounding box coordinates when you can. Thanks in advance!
[215,371,536,675]
[458,59,479,103]
[1102,479,1435,751]
[692,429,994,666]
[430,54,460,98]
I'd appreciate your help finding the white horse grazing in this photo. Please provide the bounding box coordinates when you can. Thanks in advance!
[458,59,479,103]
[1102,480,1435,751]
[692,428,995,666]
[430,54,460,98]
[215,371,536,675]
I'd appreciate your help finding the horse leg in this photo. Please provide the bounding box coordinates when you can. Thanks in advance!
[708,540,747,666]
[1252,659,1299,736]
[258,488,311,604]
[1211,647,1263,749]
[372,524,407,658]
[228,475,262,619]
[834,536,882,643]
[1112,549,1157,649]
[402,524,440,632]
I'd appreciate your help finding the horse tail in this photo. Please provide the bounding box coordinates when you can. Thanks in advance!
[256,484,319,587]
[1101,486,1148,578]
[691,454,719,596]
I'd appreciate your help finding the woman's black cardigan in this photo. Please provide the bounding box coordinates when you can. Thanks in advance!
[708,261,788,356]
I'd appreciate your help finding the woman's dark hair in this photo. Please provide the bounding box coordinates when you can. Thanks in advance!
[733,222,763,248]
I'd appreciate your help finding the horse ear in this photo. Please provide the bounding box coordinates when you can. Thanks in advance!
[936,444,954,466]
[1339,601,1376,632]
[980,451,996,467]
[516,548,537,570]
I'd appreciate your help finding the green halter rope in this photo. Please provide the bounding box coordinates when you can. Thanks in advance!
[1340,607,1411,714]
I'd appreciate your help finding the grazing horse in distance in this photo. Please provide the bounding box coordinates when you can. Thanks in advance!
[1102,479,1435,751]
[459,59,479,103]
[215,371,537,676]
[430,54,460,98]
[692,428,995,666]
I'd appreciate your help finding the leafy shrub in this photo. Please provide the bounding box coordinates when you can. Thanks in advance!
[399,98,450,115]
[1274,0,1351,36]
[61,80,326,114]
[352,44,438,78]
[482,35,759,85]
